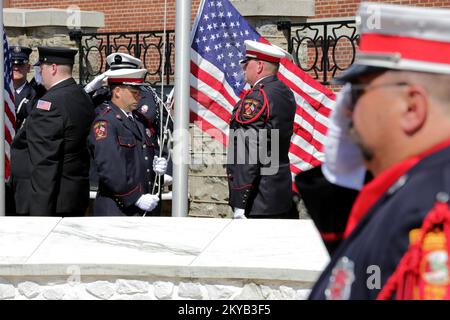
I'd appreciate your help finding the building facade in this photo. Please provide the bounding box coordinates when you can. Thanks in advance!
[4,0,449,217]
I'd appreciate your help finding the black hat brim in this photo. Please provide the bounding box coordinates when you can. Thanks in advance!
[239,57,249,64]
[121,82,147,87]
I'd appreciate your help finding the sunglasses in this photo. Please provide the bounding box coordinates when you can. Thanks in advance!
[349,82,410,110]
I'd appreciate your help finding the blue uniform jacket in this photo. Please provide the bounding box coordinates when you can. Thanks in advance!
[309,145,450,300]
[88,102,159,216]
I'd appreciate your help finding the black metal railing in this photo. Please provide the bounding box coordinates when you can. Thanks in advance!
[278,20,358,85]
[69,30,175,86]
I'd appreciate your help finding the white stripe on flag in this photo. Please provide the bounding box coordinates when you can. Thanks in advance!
[189,97,230,137]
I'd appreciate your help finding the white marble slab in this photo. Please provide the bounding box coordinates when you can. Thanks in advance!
[190,219,330,282]
[26,217,231,267]
[0,217,62,264]
[0,217,329,282]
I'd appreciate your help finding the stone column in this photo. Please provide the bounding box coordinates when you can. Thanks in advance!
[231,0,315,49]
[3,8,104,83]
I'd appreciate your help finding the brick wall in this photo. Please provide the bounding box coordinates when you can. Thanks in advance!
[7,0,450,88]
[7,0,201,32]
[315,0,450,19]
[8,0,450,32]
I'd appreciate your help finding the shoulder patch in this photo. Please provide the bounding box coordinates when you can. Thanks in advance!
[36,100,52,111]
[240,98,260,119]
[93,121,108,141]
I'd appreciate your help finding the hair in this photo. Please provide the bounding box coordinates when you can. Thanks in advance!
[58,64,73,75]
[263,61,280,74]
[110,84,121,95]
[391,71,450,104]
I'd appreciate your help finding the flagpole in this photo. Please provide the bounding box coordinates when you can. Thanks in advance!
[171,0,191,217]
[0,0,5,217]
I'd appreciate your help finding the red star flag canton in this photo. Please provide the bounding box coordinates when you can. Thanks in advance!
[189,0,336,187]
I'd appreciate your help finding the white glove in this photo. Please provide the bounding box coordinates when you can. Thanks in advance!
[135,194,159,212]
[163,174,173,187]
[153,156,167,176]
[322,83,366,190]
[33,66,43,85]
[84,72,107,93]
[233,208,246,219]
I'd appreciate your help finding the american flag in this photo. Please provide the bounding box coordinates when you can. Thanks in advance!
[3,27,15,180]
[190,0,336,185]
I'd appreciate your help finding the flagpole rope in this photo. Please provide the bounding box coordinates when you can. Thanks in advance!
[145,0,169,216]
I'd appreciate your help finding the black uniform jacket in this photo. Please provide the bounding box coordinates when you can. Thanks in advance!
[308,145,450,300]
[14,81,37,129]
[295,166,359,254]
[226,75,296,217]
[88,102,159,216]
[11,78,95,216]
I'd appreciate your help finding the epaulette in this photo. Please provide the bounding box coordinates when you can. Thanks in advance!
[99,104,112,116]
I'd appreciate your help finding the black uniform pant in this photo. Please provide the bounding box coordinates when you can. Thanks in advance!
[248,210,298,219]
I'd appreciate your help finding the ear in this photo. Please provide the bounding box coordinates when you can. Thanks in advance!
[401,85,428,135]
[257,60,264,74]
[111,86,120,99]
[51,64,58,76]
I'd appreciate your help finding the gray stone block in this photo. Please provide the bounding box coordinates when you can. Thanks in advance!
[0,279,15,300]
[296,289,311,300]
[234,283,263,300]
[86,281,115,300]
[178,282,203,299]
[205,284,236,300]
[280,285,296,299]
[43,288,65,300]
[231,0,315,17]
[116,279,148,295]
[4,8,104,28]
[18,281,40,299]
[154,281,174,300]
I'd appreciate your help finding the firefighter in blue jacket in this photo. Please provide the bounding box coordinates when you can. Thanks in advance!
[303,3,450,300]
[85,52,173,193]
[87,68,167,216]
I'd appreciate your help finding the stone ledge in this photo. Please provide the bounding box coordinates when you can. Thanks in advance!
[3,8,104,28]
[231,0,315,17]
[0,217,329,299]
[0,264,321,283]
